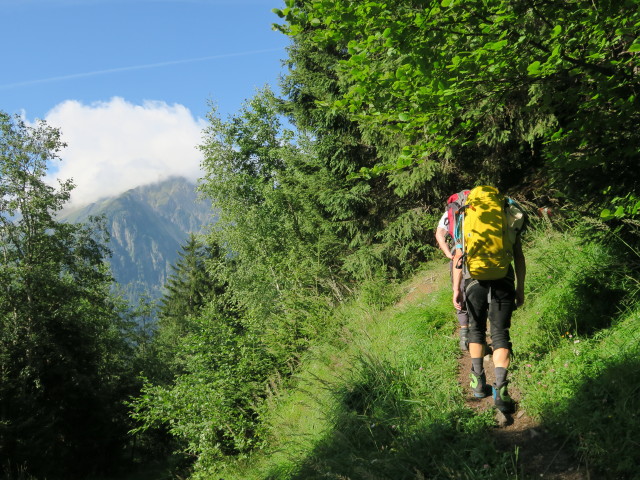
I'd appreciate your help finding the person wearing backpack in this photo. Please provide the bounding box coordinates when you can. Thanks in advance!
[451,186,526,414]
[435,189,470,351]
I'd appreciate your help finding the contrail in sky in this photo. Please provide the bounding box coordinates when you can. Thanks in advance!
[0,48,283,89]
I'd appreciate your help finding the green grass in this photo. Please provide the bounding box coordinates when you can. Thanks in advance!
[189,221,640,479]
[509,224,640,478]
[200,264,516,480]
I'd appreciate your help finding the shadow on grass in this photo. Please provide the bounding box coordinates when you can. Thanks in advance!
[572,276,626,336]
[264,355,515,480]
[519,274,629,362]
[266,353,639,480]
[533,353,640,479]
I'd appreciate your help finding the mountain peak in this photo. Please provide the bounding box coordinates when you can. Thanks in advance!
[60,177,214,303]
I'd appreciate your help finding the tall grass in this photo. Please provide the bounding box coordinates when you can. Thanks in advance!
[510,220,640,478]
[194,219,639,479]
[206,265,517,479]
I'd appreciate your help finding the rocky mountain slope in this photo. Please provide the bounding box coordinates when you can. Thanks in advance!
[60,176,214,303]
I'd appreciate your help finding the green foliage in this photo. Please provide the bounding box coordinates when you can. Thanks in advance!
[517,313,640,477]
[129,90,352,471]
[148,234,226,381]
[513,222,629,357]
[129,230,266,470]
[161,234,219,319]
[199,88,344,314]
[0,112,139,479]
[129,306,275,471]
[194,224,640,479]
[279,19,441,276]
[146,80,472,476]
[277,0,640,207]
[600,188,640,220]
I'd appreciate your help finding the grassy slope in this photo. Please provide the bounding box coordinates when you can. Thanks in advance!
[203,224,640,480]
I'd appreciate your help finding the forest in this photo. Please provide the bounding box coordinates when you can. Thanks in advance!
[1,1,639,479]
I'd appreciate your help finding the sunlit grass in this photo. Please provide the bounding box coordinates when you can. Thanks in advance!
[201,221,640,479]
[510,222,640,477]
[207,264,516,479]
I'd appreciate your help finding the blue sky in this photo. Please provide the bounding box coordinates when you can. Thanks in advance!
[0,0,290,206]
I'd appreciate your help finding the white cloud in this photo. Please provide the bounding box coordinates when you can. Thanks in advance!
[44,97,206,207]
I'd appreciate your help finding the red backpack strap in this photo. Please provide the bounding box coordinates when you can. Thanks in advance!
[445,190,470,238]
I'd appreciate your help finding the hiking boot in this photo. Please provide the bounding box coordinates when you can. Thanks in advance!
[493,382,515,414]
[459,327,469,351]
[469,370,489,398]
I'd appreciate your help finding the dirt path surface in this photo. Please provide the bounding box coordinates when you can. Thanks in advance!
[397,268,445,308]
[457,336,589,479]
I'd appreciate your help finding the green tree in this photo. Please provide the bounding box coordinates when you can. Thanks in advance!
[129,89,347,469]
[129,304,272,472]
[147,234,226,382]
[274,5,443,278]
[160,234,220,323]
[198,88,342,322]
[129,240,272,469]
[276,0,640,207]
[0,112,137,479]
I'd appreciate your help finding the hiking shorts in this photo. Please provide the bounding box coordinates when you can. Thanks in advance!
[464,270,516,351]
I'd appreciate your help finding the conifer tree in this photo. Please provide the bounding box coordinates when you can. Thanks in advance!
[149,234,225,381]
[160,234,219,322]
[277,10,437,277]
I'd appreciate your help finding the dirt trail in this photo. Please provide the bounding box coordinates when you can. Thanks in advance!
[400,268,589,479]
[457,349,588,479]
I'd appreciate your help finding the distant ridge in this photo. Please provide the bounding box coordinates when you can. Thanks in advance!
[59,176,214,304]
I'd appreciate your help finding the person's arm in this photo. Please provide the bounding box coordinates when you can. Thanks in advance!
[435,227,453,260]
[513,237,526,307]
[452,249,464,309]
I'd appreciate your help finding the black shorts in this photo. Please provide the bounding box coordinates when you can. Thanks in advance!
[464,268,515,350]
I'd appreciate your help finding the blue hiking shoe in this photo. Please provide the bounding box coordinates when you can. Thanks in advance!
[469,370,489,398]
[493,381,515,414]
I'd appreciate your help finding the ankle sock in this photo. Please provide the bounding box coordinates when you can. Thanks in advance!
[495,367,508,387]
[471,358,484,375]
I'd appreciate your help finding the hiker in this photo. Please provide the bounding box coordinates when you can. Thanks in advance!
[451,186,526,414]
[435,191,470,351]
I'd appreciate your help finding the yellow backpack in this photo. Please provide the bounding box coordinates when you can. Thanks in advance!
[459,186,521,280]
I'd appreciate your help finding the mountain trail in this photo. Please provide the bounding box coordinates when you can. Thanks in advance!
[397,265,592,480]
[396,267,445,307]
[402,265,589,479]
[457,345,589,479]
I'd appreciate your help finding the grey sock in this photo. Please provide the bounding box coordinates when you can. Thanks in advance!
[495,367,508,386]
[471,358,484,375]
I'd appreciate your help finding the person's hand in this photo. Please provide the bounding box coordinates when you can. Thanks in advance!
[439,247,453,260]
[453,289,464,310]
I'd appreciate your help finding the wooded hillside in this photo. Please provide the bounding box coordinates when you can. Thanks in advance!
[1,1,638,479]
